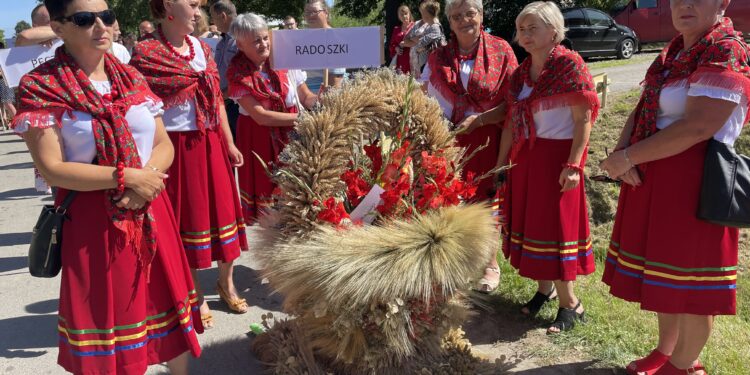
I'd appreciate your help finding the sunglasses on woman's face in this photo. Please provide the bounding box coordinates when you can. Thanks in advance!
[56,10,117,28]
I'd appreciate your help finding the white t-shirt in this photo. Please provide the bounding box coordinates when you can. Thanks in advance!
[232,70,307,116]
[420,60,481,120]
[517,84,576,139]
[15,80,164,165]
[162,35,208,132]
[110,42,131,64]
[657,79,748,145]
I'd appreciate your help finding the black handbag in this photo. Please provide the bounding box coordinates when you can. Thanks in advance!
[697,139,750,228]
[28,191,77,278]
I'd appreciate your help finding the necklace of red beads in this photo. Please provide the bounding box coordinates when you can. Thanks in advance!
[158,25,195,62]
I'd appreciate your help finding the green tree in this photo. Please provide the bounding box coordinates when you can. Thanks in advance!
[0,29,5,42]
[15,20,31,36]
[106,0,307,34]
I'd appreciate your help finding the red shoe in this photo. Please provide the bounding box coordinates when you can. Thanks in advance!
[626,349,670,375]
[654,360,707,375]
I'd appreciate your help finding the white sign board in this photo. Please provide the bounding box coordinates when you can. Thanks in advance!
[0,40,63,87]
[271,27,382,70]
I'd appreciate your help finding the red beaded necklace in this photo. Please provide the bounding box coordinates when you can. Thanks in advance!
[158,25,195,62]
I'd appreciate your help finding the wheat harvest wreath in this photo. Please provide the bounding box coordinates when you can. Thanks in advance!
[251,69,515,374]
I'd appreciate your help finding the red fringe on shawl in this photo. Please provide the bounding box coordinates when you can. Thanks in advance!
[690,68,750,121]
[11,109,68,131]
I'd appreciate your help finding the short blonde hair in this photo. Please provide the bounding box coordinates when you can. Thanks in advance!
[515,1,567,44]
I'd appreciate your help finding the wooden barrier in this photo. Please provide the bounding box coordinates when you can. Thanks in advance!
[593,72,609,108]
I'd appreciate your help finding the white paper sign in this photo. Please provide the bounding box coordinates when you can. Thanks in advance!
[271,27,381,70]
[0,39,63,87]
[349,184,385,225]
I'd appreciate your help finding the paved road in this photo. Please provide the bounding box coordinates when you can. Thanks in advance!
[590,53,658,94]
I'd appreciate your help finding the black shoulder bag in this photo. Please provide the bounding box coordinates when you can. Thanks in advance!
[28,191,77,277]
[697,140,750,228]
[696,37,750,228]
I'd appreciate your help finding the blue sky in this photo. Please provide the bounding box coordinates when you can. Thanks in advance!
[0,0,39,38]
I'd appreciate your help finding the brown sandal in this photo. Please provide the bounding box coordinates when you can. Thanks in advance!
[201,313,214,329]
[216,281,249,314]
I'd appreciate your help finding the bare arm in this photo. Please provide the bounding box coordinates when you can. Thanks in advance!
[297,83,319,110]
[400,38,418,48]
[602,96,737,179]
[559,105,593,192]
[236,96,298,127]
[497,124,513,167]
[480,103,508,127]
[15,26,57,47]
[23,126,166,198]
[568,105,593,165]
[141,116,173,172]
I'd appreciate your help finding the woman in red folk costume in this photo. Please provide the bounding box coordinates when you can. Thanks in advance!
[421,0,518,293]
[227,13,320,223]
[130,0,249,328]
[600,0,749,373]
[388,5,415,74]
[13,0,202,373]
[499,1,599,334]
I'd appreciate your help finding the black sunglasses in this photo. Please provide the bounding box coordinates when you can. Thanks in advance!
[56,10,117,28]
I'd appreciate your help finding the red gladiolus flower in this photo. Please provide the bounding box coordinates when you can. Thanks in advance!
[391,140,411,165]
[364,142,383,179]
[317,197,350,225]
[341,169,370,207]
[421,151,448,175]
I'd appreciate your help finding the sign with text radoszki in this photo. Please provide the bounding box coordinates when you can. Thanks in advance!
[271,27,381,70]
[0,40,63,87]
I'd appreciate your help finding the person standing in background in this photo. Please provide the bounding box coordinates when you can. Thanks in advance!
[131,0,250,329]
[139,20,156,40]
[283,15,298,29]
[211,0,240,139]
[401,1,444,76]
[15,4,58,47]
[388,4,415,74]
[110,20,131,63]
[303,0,343,93]
[112,19,122,43]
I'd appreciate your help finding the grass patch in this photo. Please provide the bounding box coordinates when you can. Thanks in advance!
[587,53,656,71]
[494,89,750,374]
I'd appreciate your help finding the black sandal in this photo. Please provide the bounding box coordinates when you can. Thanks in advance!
[520,285,557,317]
[547,300,585,334]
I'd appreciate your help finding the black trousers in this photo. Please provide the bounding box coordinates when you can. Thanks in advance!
[224,99,239,140]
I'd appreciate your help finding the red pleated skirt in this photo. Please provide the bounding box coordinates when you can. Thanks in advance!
[602,141,739,315]
[236,114,275,223]
[456,124,501,202]
[501,138,594,281]
[56,190,202,375]
[167,127,248,269]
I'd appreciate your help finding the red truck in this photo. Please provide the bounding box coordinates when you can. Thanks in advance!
[613,0,750,44]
